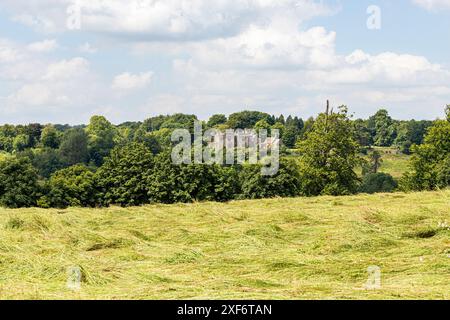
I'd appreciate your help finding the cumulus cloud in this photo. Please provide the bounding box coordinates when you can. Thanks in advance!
[6,57,92,109]
[0,38,106,123]
[27,39,58,52]
[0,39,22,63]
[42,57,89,80]
[2,0,336,38]
[112,72,153,91]
[412,0,450,10]
[0,0,449,122]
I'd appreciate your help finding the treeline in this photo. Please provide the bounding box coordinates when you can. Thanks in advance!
[0,106,448,208]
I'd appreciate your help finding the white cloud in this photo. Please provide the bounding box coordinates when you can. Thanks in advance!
[78,42,98,54]
[27,39,58,52]
[2,0,336,38]
[112,72,153,91]
[42,57,89,80]
[8,83,52,106]
[0,39,22,63]
[1,1,449,122]
[310,51,444,85]
[413,0,450,10]
[191,25,337,70]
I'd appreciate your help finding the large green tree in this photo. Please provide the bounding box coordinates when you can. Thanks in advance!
[297,106,361,196]
[59,128,89,166]
[40,125,61,149]
[86,116,117,166]
[402,109,450,190]
[368,109,397,147]
[0,157,40,208]
[96,143,154,206]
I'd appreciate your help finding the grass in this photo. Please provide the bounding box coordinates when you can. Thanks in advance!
[355,147,411,179]
[373,147,411,178]
[0,190,449,300]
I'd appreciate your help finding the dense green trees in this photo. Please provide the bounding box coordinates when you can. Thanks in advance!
[0,157,40,208]
[368,109,397,147]
[239,158,301,199]
[59,128,89,166]
[394,120,433,154]
[402,112,450,191]
[147,151,232,204]
[227,111,271,129]
[86,116,117,166]
[96,143,154,206]
[0,106,447,209]
[207,114,227,128]
[43,165,98,208]
[297,106,361,196]
[40,125,61,149]
[359,173,398,194]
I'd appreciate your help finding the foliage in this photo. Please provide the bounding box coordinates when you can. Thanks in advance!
[402,115,450,191]
[254,119,271,131]
[30,148,65,178]
[359,173,398,194]
[394,120,433,154]
[0,157,40,208]
[0,108,444,208]
[239,158,301,199]
[227,111,271,129]
[96,143,154,206]
[353,119,373,147]
[40,125,61,149]
[147,152,231,204]
[207,114,227,128]
[59,128,89,166]
[297,106,361,196]
[86,116,117,166]
[362,150,383,175]
[44,165,99,208]
[368,109,397,147]
[13,134,30,152]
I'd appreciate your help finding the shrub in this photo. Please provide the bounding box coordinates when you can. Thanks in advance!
[239,158,301,199]
[359,173,398,194]
[44,164,99,208]
[147,152,239,204]
[0,157,40,208]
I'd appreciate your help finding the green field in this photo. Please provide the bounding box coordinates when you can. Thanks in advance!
[371,147,411,179]
[0,190,449,300]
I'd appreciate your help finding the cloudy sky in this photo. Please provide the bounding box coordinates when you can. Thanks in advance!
[0,0,449,124]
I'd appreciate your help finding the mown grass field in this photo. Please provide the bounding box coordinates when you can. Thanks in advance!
[0,190,449,300]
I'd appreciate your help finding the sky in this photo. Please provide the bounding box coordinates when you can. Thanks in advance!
[0,0,449,125]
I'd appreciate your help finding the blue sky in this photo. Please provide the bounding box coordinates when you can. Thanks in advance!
[0,0,449,124]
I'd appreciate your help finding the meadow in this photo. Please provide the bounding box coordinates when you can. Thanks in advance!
[369,147,411,179]
[0,190,448,300]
